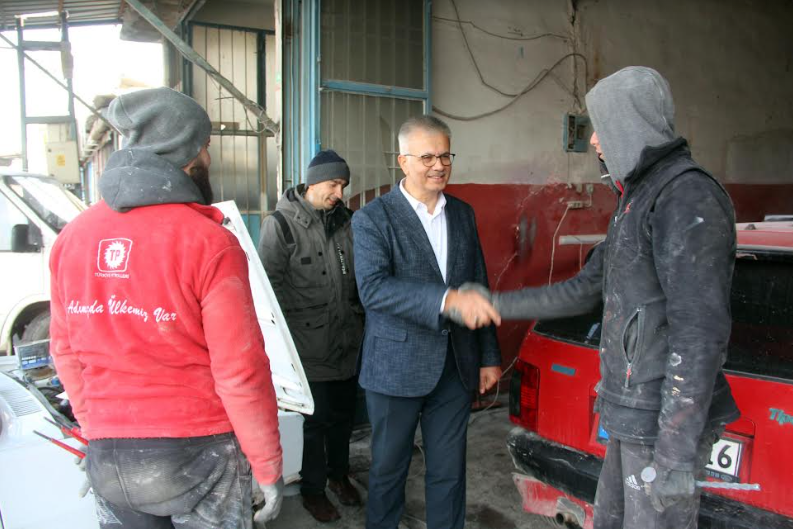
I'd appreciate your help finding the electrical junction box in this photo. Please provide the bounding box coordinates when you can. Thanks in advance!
[563,113,590,153]
[45,140,80,184]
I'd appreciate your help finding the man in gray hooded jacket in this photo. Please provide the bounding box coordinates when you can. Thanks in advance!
[465,67,740,528]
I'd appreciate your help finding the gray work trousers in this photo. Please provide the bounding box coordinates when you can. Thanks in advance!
[593,430,719,529]
[87,433,253,529]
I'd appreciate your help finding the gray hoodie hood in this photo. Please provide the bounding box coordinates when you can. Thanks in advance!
[99,148,206,212]
[585,66,677,184]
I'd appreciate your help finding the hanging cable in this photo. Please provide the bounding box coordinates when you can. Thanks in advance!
[435,0,588,121]
[433,52,587,122]
[433,15,569,43]
[449,0,520,98]
[547,204,572,285]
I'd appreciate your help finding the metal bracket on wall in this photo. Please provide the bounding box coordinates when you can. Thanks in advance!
[124,0,279,138]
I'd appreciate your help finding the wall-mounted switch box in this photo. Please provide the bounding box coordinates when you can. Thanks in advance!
[563,113,590,153]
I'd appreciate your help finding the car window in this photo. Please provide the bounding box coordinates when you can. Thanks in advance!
[532,253,793,382]
[725,256,793,380]
[0,191,35,251]
[5,175,80,233]
[533,304,603,349]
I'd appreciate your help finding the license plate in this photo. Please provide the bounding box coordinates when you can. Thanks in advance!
[705,438,743,481]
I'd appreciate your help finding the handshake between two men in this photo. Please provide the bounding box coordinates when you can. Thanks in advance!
[442,282,501,330]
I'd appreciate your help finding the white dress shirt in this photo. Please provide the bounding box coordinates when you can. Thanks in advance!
[399,178,448,282]
[399,179,451,314]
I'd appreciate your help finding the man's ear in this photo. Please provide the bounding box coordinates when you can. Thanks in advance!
[397,154,409,176]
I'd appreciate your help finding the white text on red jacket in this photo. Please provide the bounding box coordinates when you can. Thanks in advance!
[67,296,178,324]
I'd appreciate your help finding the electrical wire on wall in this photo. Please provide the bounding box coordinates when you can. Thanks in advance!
[432,15,570,43]
[547,204,572,285]
[432,0,588,121]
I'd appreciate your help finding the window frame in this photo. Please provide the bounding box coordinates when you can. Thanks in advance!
[286,0,432,205]
[0,184,43,253]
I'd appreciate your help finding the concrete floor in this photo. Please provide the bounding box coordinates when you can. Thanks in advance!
[264,400,555,529]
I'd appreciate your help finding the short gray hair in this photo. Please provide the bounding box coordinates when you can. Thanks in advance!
[398,115,451,154]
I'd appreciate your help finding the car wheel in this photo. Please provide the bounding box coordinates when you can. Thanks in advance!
[21,311,50,343]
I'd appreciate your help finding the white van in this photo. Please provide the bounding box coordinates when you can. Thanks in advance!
[0,170,86,354]
[0,180,313,528]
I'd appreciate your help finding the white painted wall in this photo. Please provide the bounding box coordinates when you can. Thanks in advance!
[432,0,793,185]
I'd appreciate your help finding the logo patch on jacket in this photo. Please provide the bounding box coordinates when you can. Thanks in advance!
[97,238,133,275]
[624,474,642,491]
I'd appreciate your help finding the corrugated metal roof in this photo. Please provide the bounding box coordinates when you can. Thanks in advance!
[0,1,124,30]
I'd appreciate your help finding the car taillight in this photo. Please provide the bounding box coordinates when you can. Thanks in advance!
[509,360,540,431]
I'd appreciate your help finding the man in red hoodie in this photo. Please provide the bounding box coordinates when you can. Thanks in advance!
[49,87,284,529]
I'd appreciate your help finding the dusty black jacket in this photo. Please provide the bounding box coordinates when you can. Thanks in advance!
[497,139,740,470]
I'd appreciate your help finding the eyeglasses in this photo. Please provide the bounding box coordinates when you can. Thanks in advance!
[403,153,456,167]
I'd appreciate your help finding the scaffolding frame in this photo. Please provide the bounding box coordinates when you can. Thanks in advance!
[15,11,79,175]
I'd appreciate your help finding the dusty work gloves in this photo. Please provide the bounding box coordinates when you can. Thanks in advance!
[75,446,91,498]
[642,463,696,513]
[253,477,285,524]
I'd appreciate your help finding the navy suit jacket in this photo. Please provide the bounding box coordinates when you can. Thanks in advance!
[352,187,501,397]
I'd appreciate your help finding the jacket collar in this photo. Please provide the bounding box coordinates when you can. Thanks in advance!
[99,149,205,212]
[623,137,689,185]
[279,185,351,236]
[398,178,447,217]
[277,185,314,229]
[382,186,458,284]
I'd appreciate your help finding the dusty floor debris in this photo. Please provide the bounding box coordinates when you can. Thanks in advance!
[264,400,552,529]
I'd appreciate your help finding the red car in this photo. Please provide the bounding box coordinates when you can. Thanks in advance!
[507,221,793,528]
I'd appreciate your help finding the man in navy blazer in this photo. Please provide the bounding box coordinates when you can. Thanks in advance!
[352,115,502,529]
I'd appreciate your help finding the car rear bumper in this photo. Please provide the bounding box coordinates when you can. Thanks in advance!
[507,427,793,529]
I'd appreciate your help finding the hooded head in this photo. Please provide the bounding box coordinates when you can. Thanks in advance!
[106,87,212,168]
[585,67,677,184]
[99,88,213,212]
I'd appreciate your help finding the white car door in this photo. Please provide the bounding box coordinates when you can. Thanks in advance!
[214,200,313,482]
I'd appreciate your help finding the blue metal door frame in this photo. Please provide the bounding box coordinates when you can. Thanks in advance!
[285,0,432,185]
[181,21,273,241]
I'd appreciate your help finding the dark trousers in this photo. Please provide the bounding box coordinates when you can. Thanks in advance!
[87,433,252,529]
[365,350,471,529]
[301,376,358,495]
[593,430,719,529]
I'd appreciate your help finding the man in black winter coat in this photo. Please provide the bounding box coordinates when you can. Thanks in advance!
[258,150,364,523]
[462,66,740,529]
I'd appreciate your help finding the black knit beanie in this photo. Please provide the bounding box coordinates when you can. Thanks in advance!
[106,87,212,168]
[306,150,350,186]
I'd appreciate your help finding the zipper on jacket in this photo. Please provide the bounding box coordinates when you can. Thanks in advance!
[336,242,348,275]
[622,306,644,388]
